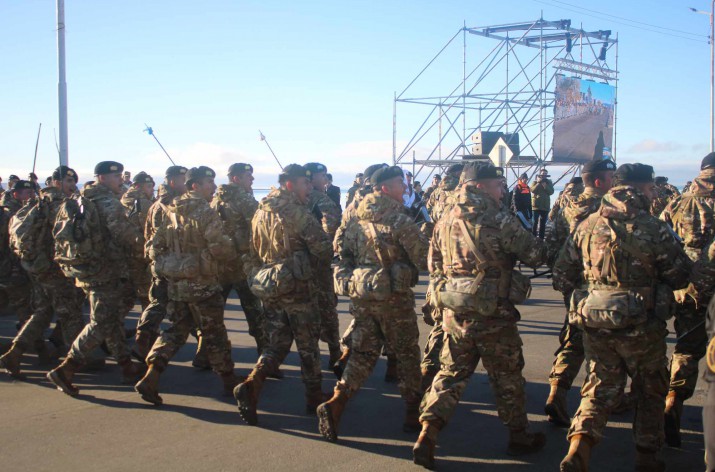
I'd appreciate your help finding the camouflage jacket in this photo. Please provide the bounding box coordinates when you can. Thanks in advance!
[553,185,691,300]
[427,175,459,223]
[530,178,555,211]
[651,182,681,217]
[691,237,715,305]
[251,188,333,297]
[660,169,715,262]
[307,188,341,241]
[335,187,370,254]
[549,182,585,221]
[546,187,605,267]
[430,185,546,318]
[0,192,23,217]
[337,192,428,302]
[121,186,155,258]
[211,184,258,255]
[81,182,143,284]
[144,184,182,256]
[149,191,235,297]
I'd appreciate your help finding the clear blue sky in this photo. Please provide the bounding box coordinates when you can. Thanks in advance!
[0,0,711,188]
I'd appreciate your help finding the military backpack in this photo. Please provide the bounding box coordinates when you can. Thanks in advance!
[52,195,104,279]
[9,199,52,274]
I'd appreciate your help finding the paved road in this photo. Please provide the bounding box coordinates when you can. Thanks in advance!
[554,113,612,162]
[0,274,706,471]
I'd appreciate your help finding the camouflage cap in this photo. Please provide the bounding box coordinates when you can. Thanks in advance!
[185,166,216,186]
[279,164,311,182]
[461,162,504,183]
[228,163,254,176]
[702,152,715,170]
[304,162,327,176]
[11,180,34,191]
[94,161,124,175]
[52,165,78,182]
[165,165,188,178]
[133,171,154,184]
[370,166,404,186]
[614,163,655,184]
[582,159,616,174]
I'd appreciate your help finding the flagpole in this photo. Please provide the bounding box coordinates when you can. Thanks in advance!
[57,0,69,166]
[143,124,176,165]
[259,130,283,170]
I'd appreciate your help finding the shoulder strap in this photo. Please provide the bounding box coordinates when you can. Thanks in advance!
[366,222,388,268]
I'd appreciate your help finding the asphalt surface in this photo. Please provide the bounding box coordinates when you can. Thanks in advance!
[553,113,612,162]
[0,274,707,472]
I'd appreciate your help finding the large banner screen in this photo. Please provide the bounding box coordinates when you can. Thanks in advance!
[553,75,615,162]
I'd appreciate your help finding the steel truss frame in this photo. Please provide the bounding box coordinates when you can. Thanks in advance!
[393,18,619,186]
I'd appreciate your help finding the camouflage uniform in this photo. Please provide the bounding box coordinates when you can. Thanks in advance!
[0,192,32,326]
[660,170,715,402]
[420,184,546,434]
[146,189,237,375]
[548,180,584,221]
[651,181,681,217]
[553,185,691,454]
[121,186,154,309]
[67,182,142,365]
[426,173,459,224]
[307,188,342,362]
[211,183,265,351]
[248,188,333,393]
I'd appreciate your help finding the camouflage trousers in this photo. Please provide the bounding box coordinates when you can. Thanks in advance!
[314,270,341,354]
[1,278,32,327]
[147,291,233,374]
[549,319,585,390]
[339,300,421,399]
[221,275,266,352]
[340,305,394,358]
[420,310,529,431]
[421,305,448,385]
[258,298,322,391]
[128,260,151,310]
[568,323,669,451]
[14,272,84,351]
[136,276,169,335]
[69,279,135,364]
[669,298,708,400]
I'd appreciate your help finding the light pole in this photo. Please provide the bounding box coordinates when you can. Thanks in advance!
[691,2,715,152]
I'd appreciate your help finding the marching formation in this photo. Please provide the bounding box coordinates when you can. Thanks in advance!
[0,155,714,471]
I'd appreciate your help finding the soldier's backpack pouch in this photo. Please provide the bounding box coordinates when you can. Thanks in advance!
[433,276,497,317]
[249,262,295,300]
[580,288,648,329]
[391,261,417,293]
[509,270,532,305]
[349,267,392,301]
[53,197,102,279]
[153,253,200,280]
[333,265,352,297]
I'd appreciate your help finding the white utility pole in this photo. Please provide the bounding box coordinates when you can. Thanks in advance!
[57,0,69,165]
[691,2,715,152]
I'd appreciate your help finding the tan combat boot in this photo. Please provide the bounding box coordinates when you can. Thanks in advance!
[316,385,350,442]
[220,371,246,397]
[131,330,155,364]
[507,428,547,456]
[635,447,665,472]
[560,433,593,472]
[305,386,330,414]
[135,359,166,406]
[233,362,270,426]
[664,390,684,448]
[0,343,25,379]
[413,420,442,470]
[118,356,146,384]
[545,384,571,427]
[47,357,83,396]
[384,354,398,383]
[403,394,422,432]
[332,347,350,380]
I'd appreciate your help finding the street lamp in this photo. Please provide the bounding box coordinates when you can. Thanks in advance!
[691,2,715,152]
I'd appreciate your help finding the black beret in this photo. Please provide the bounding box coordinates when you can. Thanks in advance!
[614,163,655,184]
[11,180,35,191]
[702,152,715,170]
[133,171,154,184]
[304,162,327,175]
[446,163,465,176]
[9,175,19,180]
[228,163,254,176]
[371,166,404,187]
[355,173,364,178]
[569,176,583,185]
[582,159,617,174]
[165,165,188,178]
[280,164,311,181]
[462,162,505,183]
[654,176,668,184]
[185,166,216,185]
[94,161,124,175]
[28,172,38,180]
[52,165,78,182]
[363,163,389,181]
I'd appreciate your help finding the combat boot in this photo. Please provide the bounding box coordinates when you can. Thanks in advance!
[316,385,350,442]
[664,390,684,448]
[0,344,25,378]
[507,428,546,456]
[545,384,571,427]
[413,420,442,470]
[635,447,665,472]
[384,353,398,383]
[560,433,593,472]
[305,386,330,414]
[332,347,350,380]
[135,360,165,406]
[118,356,146,384]
[131,330,155,364]
[233,362,270,425]
[192,335,211,370]
[34,339,59,366]
[403,394,422,432]
[220,371,246,397]
[47,357,83,397]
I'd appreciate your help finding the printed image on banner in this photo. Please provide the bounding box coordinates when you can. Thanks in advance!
[553,75,615,162]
